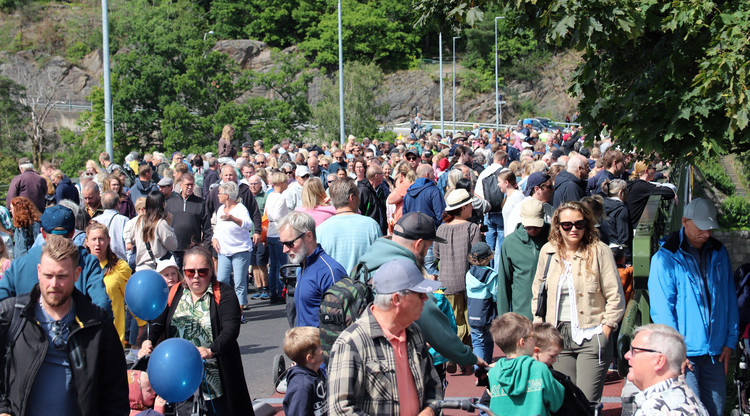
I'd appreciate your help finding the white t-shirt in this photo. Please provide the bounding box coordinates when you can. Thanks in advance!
[214,203,252,256]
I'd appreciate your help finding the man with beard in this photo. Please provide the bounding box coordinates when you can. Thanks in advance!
[278,211,346,328]
[0,236,128,416]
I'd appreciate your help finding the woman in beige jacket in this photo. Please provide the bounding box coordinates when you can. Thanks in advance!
[532,201,625,403]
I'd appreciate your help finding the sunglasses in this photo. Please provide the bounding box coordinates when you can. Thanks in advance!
[406,156,418,161]
[327,179,335,184]
[559,220,587,231]
[280,232,306,248]
[50,319,68,350]
[184,268,210,278]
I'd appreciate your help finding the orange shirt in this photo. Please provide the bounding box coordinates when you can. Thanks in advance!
[375,313,420,416]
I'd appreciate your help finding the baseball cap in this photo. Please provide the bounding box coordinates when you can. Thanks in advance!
[470,242,493,258]
[684,198,719,231]
[520,198,545,228]
[373,259,441,294]
[41,204,75,235]
[524,172,551,197]
[393,212,447,244]
[295,165,311,177]
[17,157,31,165]
[156,257,179,274]
[405,147,420,158]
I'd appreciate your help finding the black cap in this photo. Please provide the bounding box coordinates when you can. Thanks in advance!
[525,172,551,197]
[393,212,447,244]
[470,242,493,258]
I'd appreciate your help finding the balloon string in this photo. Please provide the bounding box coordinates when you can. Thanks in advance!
[200,359,217,415]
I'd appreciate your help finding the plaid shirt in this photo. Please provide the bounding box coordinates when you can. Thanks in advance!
[328,307,443,415]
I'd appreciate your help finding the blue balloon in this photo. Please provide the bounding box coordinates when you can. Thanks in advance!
[125,270,168,321]
[147,338,204,403]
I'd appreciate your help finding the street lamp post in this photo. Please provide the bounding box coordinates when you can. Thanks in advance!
[452,36,459,136]
[101,0,113,159]
[439,33,444,138]
[337,0,345,143]
[494,16,504,131]
[203,30,214,42]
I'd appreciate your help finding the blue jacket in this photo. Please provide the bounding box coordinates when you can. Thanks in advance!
[129,179,157,204]
[403,178,446,229]
[294,245,346,327]
[648,228,739,356]
[55,176,80,204]
[0,245,112,317]
[466,265,498,329]
[283,365,327,416]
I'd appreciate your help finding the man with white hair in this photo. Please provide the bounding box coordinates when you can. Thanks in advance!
[625,324,708,415]
[552,153,589,209]
[328,258,443,415]
[7,157,47,213]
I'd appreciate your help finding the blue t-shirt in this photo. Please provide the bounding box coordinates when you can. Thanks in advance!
[27,304,78,416]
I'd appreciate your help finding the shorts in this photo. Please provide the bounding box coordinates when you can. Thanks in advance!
[249,241,269,266]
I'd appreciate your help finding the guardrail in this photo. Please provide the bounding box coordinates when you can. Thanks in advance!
[31,99,93,112]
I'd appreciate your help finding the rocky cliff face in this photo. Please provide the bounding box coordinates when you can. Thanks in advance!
[1,38,580,129]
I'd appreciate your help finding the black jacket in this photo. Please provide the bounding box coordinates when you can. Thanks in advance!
[602,197,632,257]
[55,176,80,205]
[625,179,676,228]
[166,193,205,251]
[147,282,254,416]
[202,169,220,198]
[0,287,128,416]
[202,182,262,247]
[358,179,388,235]
[552,170,585,209]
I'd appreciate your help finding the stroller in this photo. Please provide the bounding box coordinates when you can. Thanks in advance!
[732,263,750,416]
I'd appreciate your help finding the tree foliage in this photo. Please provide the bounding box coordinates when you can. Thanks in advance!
[0,76,28,151]
[416,0,750,161]
[311,61,388,141]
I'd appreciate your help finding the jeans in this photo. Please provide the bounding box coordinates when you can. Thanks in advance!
[484,212,504,255]
[217,251,251,307]
[470,325,493,370]
[684,354,726,416]
[424,245,439,275]
[267,237,287,298]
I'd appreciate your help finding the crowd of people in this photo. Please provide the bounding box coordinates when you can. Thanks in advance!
[0,119,738,416]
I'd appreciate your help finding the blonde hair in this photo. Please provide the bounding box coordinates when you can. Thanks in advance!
[533,322,564,351]
[42,235,79,267]
[221,124,235,141]
[630,160,650,180]
[283,326,320,364]
[270,172,288,186]
[301,177,328,209]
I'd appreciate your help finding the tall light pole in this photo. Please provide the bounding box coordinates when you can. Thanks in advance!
[494,16,504,131]
[337,0,345,143]
[452,36,459,136]
[101,0,113,159]
[439,33,444,137]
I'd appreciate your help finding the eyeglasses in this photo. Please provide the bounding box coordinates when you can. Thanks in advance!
[559,220,587,231]
[184,268,210,278]
[629,345,662,356]
[256,161,266,165]
[327,179,336,184]
[50,319,68,350]
[283,171,292,175]
[280,232,306,248]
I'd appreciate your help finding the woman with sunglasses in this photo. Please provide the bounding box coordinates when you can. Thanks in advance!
[531,201,625,403]
[139,246,253,416]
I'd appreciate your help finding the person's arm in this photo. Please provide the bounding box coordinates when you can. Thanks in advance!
[531,248,551,322]
[327,338,367,416]
[497,243,513,315]
[241,188,262,238]
[81,252,113,317]
[597,243,625,331]
[542,367,565,413]
[647,251,679,328]
[157,220,179,253]
[0,263,17,301]
[432,188,446,226]
[416,296,478,366]
[209,283,241,357]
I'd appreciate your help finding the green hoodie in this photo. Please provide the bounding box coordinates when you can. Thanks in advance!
[358,237,477,366]
[489,355,564,416]
[496,223,550,320]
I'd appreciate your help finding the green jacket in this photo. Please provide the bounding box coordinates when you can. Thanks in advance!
[489,355,564,416]
[497,223,550,320]
[358,237,477,366]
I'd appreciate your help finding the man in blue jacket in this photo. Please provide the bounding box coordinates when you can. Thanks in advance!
[0,204,112,317]
[648,198,738,416]
[402,164,446,276]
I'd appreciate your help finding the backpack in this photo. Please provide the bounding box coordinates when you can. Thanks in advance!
[319,262,374,365]
[167,281,221,307]
[550,369,595,416]
[121,164,137,188]
[482,172,505,213]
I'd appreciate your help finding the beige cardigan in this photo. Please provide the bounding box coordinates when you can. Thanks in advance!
[531,240,625,330]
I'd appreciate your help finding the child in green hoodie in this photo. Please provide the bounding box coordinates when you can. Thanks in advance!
[487,312,565,416]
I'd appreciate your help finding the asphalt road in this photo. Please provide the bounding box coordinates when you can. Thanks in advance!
[238,296,291,400]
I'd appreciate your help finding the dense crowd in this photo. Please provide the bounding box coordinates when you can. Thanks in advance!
[0,119,737,416]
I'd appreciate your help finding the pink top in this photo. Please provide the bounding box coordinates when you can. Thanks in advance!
[0,258,10,279]
[294,205,337,226]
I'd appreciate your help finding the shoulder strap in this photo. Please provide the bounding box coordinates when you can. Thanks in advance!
[167,283,181,307]
[349,262,370,284]
[145,241,156,263]
[212,281,221,305]
[541,253,553,283]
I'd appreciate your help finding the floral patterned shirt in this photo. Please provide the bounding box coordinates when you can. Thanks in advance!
[172,287,223,400]
[634,376,709,416]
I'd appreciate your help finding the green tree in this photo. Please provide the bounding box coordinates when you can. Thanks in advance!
[0,76,28,152]
[300,0,423,70]
[312,61,388,141]
[416,0,750,160]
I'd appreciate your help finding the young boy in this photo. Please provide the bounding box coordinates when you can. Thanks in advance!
[487,312,564,416]
[532,322,594,416]
[282,327,328,416]
[466,242,498,369]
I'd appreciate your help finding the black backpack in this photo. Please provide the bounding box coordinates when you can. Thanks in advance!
[550,368,595,416]
[318,262,374,365]
[482,172,505,213]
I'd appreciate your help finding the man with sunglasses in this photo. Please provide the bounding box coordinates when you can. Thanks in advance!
[405,148,420,171]
[278,212,346,328]
[625,324,708,416]
[0,236,128,416]
[648,198,738,416]
[328,150,348,174]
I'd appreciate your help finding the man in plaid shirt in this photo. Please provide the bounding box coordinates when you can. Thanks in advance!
[328,259,444,416]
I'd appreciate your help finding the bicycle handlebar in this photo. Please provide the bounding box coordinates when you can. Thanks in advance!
[434,398,496,416]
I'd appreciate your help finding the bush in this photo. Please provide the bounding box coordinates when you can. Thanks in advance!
[719,196,750,230]
[66,41,90,64]
[697,158,735,196]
